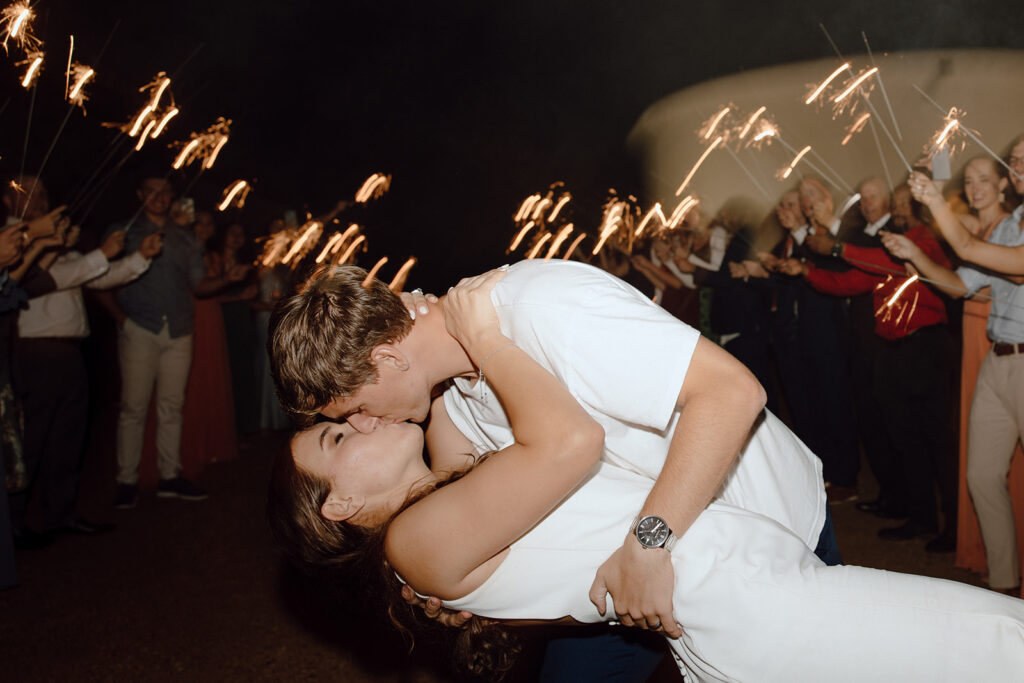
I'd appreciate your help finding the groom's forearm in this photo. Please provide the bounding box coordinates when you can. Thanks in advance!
[641,337,766,538]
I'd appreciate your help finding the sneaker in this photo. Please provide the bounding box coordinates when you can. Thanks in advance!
[157,477,208,501]
[114,483,138,510]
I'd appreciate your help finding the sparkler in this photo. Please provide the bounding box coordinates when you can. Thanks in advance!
[884,274,918,308]
[508,220,536,252]
[281,221,324,265]
[804,63,850,105]
[543,224,574,261]
[259,230,293,267]
[561,233,587,261]
[355,173,391,202]
[204,134,228,169]
[675,136,723,196]
[841,113,871,146]
[738,106,767,139]
[2,2,39,54]
[134,119,156,150]
[336,234,366,265]
[526,233,553,259]
[65,35,72,98]
[530,196,553,221]
[832,67,878,104]
[363,257,389,285]
[591,199,630,256]
[514,194,541,222]
[217,180,251,211]
[701,106,731,141]
[861,32,902,141]
[667,196,698,230]
[315,232,345,263]
[547,194,571,222]
[17,50,41,88]
[150,107,179,138]
[169,117,231,170]
[387,257,417,292]
[636,203,667,238]
[779,145,812,180]
[127,105,154,137]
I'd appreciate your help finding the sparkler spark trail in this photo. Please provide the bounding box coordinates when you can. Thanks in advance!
[547,194,571,222]
[217,180,251,211]
[861,31,902,141]
[636,203,667,237]
[526,233,553,259]
[753,129,775,142]
[203,134,228,169]
[885,274,919,308]
[934,118,959,149]
[2,2,38,54]
[738,106,767,139]
[388,257,417,292]
[354,173,391,202]
[561,233,587,261]
[591,201,628,256]
[841,113,871,146]
[675,136,723,196]
[315,232,344,263]
[65,35,72,98]
[336,234,366,265]
[67,63,95,110]
[172,139,200,170]
[530,196,552,221]
[281,221,324,265]
[362,257,389,285]
[169,118,232,170]
[18,50,41,88]
[668,197,698,229]
[259,231,292,267]
[544,224,574,261]
[134,120,156,150]
[514,194,541,222]
[508,221,536,252]
[832,67,879,103]
[702,106,731,140]
[780,145,812,180]
[128,105,154,137]
[805,63,851,105]
[150,107,179,138]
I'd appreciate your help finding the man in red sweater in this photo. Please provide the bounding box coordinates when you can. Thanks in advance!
[780,184,957,552]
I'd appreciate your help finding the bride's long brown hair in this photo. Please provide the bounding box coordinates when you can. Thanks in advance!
[266,442,520,678]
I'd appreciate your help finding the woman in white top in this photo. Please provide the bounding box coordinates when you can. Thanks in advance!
[269,270,1024,682]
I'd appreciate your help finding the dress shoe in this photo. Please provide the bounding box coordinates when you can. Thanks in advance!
[878,521,938,541]
[13,528,53,551]
[924,533,956,553]
[55,517,116,535]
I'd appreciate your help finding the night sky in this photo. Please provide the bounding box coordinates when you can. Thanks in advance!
[3,0,1021,290]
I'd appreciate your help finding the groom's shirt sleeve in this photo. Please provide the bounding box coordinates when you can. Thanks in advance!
[494,261,700,433]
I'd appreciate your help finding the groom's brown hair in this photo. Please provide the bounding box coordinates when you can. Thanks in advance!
[268,265,412,424]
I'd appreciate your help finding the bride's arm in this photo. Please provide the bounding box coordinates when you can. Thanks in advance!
[386,269,604,600]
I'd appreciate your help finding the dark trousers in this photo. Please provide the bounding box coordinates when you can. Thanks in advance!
[10,338,88,532]
[873,325,956,530]
[849,333,906,503]
[539,508,841,681]
[0,439,17,588]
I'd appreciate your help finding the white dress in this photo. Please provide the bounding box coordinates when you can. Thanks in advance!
[442,462,1024,682]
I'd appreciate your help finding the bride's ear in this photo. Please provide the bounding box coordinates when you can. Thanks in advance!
[321,493,365,522]
[370,344,409,372]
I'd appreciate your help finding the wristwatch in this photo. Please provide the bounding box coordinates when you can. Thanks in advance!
[632,515,677,551]
[830,241,845,259]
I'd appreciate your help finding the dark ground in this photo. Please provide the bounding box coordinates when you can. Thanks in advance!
[1,402,990,682]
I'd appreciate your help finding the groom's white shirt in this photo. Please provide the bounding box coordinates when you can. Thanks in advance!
[442,260,826,549]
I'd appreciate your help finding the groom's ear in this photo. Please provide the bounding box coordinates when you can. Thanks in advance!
[370,344,409,372]
[322,493,365,522]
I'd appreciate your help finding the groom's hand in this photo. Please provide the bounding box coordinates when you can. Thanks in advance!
[588,537,682,639]
[401,584,476,628]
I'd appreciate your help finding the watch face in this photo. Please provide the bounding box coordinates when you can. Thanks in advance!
[636,516,670,548]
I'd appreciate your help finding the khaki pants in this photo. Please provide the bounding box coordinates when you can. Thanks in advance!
[116,319,193,484]
[967,349,1024,589]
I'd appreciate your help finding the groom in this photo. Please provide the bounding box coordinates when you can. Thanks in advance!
[269,259,834,681]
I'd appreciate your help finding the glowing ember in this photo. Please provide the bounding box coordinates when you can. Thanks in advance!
[547,194,571,222]
[805,63,851,105]
[281,221,323,265]
[701,106,731,141]
[2,2,39,54]
[675,136,723,196]
[779,145,812,180]
[150,107,179,138]
[387,257,418,292]
[832,67,879,103]
[18,51,41,88]
[67,63,95,110]
[362,257,389,285]
[336,234,366,265]
[217,180,251,212]
[508,220,537,252]
[561,233,587,261]
[738,106,767,139]
[354,173,391,203]
[543,223,574,261]
[841,113,871,146]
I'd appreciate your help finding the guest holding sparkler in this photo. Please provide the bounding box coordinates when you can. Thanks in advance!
[885,156,1024,595]
[789,183,957,550]
[96,174,250,509]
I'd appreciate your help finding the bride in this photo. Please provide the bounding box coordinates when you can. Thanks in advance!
[268,270,1024,682]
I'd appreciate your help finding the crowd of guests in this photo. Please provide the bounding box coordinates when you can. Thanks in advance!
[619,138,1024,597]
[0,171,292,590]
